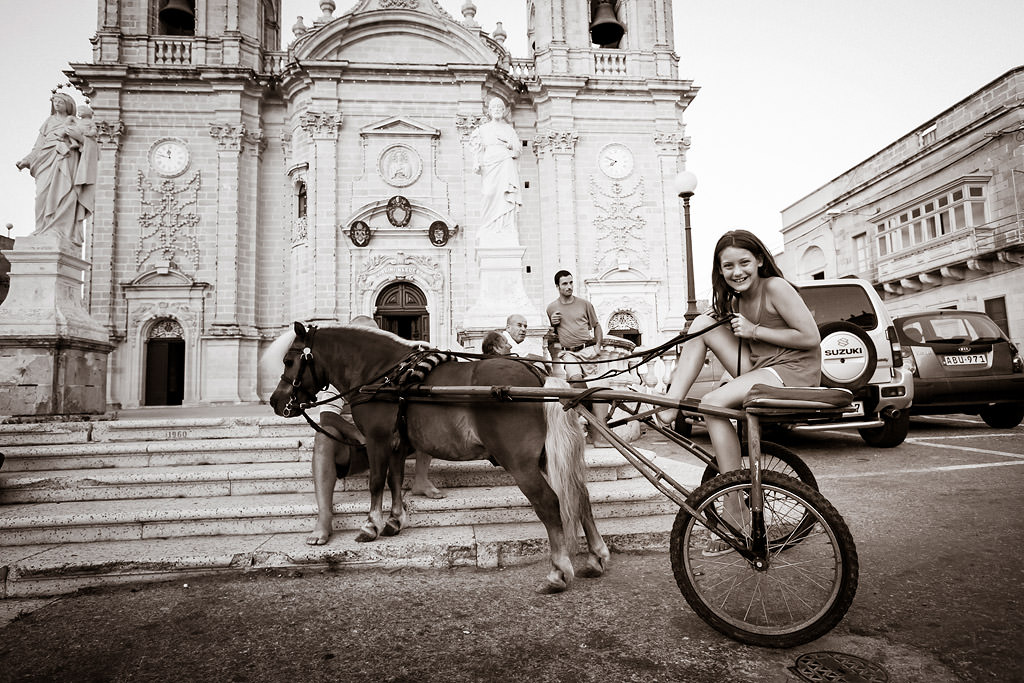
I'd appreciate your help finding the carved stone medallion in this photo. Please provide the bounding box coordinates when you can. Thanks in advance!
[378,144,422,187]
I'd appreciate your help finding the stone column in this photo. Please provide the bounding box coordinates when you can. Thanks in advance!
[0,235,113,415]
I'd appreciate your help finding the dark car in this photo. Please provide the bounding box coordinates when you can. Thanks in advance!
[893,310,1024,427]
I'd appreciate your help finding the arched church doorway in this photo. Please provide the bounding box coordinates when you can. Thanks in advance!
[144,319,185,406]
[374,281,429,342]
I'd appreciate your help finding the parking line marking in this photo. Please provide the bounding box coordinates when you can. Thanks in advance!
[905,439,1024,460]
[910,432,1023,440]
[823,460,1024,479]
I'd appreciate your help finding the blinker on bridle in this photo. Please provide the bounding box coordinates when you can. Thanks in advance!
[281,328,327,418]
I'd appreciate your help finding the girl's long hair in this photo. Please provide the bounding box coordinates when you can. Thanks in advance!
[710,230,787,319]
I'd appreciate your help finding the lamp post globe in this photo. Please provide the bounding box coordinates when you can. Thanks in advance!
[673,170,698,198]
[674,170,700,328]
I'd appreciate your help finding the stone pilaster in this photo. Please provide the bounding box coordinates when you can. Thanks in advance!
[87,119,125,338]
[533,129,579,277]
[654,130,692,332]
[299,110,344,323]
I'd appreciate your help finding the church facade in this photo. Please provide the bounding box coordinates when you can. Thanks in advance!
[69,0,697,408]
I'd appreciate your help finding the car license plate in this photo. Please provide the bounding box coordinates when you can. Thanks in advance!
[941,354,986,366]
[846,400,864,417]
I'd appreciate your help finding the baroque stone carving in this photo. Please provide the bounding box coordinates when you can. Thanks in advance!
[456,114,488,142]
[209,123,246,151]
[299,110,344,139]
[590,177,648,272]
[149,318,185,339]
[533,129,579,156]
[356,251,443,294]
[95,120,125,148]
[653,131,692,156]
[380,0,418,7]
[129,300,197,331]
[135,170,201,272]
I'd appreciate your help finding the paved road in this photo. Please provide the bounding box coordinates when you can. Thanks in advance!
[1,415,1021,682]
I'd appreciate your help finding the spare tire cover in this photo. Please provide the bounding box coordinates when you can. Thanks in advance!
[818,321,877,391]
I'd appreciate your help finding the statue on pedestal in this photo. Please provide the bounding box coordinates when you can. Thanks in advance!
[470,97,522,243]
[15,92,98,248]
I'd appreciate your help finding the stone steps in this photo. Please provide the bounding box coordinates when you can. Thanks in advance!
[0,410,699,599]
[0,475,685,547]
[0,515,680,599]
[0,451,643,504]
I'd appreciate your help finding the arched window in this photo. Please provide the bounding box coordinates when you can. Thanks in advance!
[297,181,307,219]
[608,311,641,346]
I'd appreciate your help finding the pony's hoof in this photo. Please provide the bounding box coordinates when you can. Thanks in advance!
[536,580,568,595]
[380,519,402,537]
[354,530,377,543]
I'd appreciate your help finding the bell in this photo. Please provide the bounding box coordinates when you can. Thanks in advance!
[160,0,196,33]
[589,0,625,47]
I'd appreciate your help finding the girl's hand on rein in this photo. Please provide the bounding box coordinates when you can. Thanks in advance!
[730,314,757,340]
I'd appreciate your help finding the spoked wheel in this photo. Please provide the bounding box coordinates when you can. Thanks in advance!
[670,470,858,648]
[700,441,817,490]
[700,442,818,547]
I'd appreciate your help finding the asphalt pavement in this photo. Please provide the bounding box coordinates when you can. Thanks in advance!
[1,413,1020,682]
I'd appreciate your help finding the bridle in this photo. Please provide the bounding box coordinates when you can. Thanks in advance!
[280,327,328,418]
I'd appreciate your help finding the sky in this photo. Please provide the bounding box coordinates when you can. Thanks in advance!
[2,0,1022,299]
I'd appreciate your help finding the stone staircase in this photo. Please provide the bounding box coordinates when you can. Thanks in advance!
[0,408,700,598]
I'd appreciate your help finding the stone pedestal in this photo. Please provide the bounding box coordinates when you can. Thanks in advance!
[0,235,113,416]
[462,244,543,332]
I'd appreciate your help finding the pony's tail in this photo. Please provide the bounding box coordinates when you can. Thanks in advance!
[542,376,588,552]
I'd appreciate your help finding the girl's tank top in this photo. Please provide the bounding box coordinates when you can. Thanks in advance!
[741,279,821,387]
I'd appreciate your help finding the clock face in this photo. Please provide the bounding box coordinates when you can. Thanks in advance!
[599,143,634,179]
[150,138,190,177]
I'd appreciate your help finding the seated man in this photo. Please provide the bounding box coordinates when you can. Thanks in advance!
[481,329,512,355]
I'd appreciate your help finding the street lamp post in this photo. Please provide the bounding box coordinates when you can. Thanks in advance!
[674,170,699,329]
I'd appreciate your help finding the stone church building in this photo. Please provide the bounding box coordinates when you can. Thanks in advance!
[69,0,696,408]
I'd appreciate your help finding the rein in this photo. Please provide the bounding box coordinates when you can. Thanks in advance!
[280,317,735,437]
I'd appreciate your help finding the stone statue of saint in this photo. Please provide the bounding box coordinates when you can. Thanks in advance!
[15,92,98,247]
[470,97,522,244]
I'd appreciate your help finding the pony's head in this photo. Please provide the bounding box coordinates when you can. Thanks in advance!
[265,322,325,418]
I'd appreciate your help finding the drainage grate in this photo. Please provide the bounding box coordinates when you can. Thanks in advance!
[789,651,889,683]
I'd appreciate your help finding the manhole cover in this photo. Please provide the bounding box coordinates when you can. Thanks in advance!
[789,651,889,683]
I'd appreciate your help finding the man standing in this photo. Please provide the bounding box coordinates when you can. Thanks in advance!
[501,313,528,354]
[545,270,610,444]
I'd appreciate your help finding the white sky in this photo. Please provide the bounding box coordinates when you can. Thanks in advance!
[2,0,1022,299]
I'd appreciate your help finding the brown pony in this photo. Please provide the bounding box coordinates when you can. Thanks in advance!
[265,322,610,593]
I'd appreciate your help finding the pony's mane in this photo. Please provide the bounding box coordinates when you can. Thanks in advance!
[260,328,297,376]
[335,324,426,349]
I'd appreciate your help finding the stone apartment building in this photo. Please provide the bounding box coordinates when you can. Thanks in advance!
[66,0,696,408]
[779,66,1024,343]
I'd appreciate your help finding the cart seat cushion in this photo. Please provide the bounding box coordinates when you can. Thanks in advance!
[742,384,854,411]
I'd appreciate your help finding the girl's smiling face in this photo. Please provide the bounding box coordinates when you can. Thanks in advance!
[718,246,763,294]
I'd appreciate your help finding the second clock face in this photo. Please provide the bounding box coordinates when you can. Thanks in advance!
[150,138,190,177]
[599,143,634,179]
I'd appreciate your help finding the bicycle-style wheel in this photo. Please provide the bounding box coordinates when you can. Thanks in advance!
[700,441,817,490]
[700,442,818,547]
[670,470,858,648]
